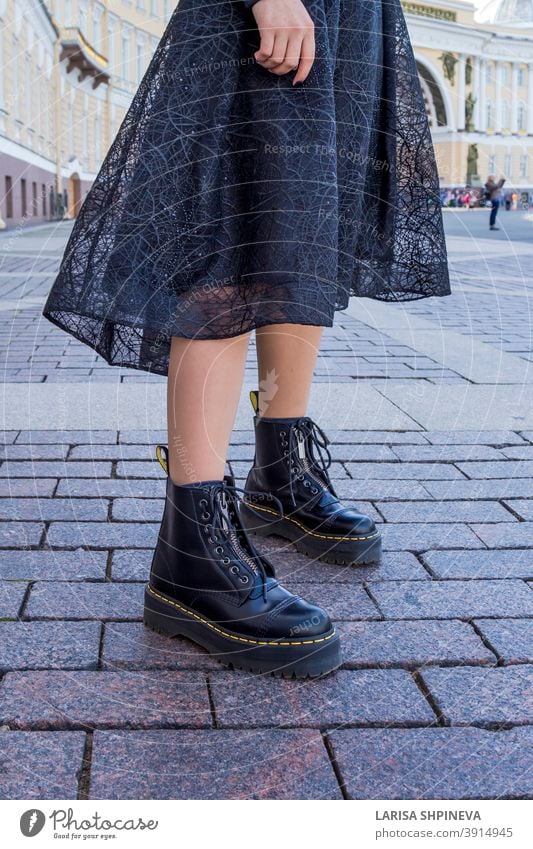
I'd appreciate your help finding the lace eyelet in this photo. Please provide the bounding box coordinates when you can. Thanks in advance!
[215,545,224,554]
[311,487,319,494]
[199,499,208,508]
[201,511,210,520]
[229,565,240,575]
[297,474,305,481]
[239,575,249,584]
[222,557,231,565]
[280,431,286,437]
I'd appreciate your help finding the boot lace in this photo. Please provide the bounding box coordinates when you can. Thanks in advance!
[200,479,283,602]
[285,418,338,508]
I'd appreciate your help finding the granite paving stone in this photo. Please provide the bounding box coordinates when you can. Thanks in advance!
[118,430,168,444]
[284,583,381,620]
[0,497,109,521]
[0,521,44,547]
[0,580,28,618]
[500,446,533,459]
[420,431,525,446]
[70,444,157,460]
[258,540,430,582]
[368,579,533,619]
[328,727,533,799]
[473,619,533,664]
[102,622,219,670]
[0,431,18,444]
[0,548,107,580]
[56,478,165,498]
[89,728,341,799]
[112,498,165,522]
[331,480,433,500]
[502,500,533,521]
[470,523,533,549]
[0,478,57,497]
[421,549,533,580]
[391,445,505,462]
[209,669,436,728]
[14,430,117,444]
[377,500,513,523]
[112,549,152,581]
[0,730,86,799]
[337,620,495,668]
[0,671,211,730]
[47,521,159,548]
[419,666,533,726]
[2,444,68,460]
[328,445,398,462]
[326,430,428,445]
[423,479,533,500]
[25,581,143,620]
[0,621,101,670]
[344,462,465,480]
[455,461,533,479]
[379,522,484,551]
[0,460,112,477]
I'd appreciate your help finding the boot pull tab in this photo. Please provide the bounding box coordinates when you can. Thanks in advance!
[249,389,259,413]
[155,444,169,475]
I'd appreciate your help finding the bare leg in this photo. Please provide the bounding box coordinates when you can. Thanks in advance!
[255,323,324,417]
[167,333,251,484]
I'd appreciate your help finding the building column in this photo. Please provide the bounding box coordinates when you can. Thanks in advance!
[528,63,533,134]
[472,55,480,130]
[457,53,466,131]
[495,61,503,132]
[511,61,519,134]
[478,57,486,132]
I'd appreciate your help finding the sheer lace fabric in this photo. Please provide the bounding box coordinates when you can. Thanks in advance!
[43,0,451,375]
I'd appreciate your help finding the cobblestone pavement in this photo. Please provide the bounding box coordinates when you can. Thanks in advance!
[0,211,532,800]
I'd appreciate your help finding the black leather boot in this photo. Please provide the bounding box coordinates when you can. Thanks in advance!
[240,392,382,565]
[143,445,341,678]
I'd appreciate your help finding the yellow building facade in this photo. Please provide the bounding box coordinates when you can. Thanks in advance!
[1,0,533,228]
[405,0,533,192]
[0,0,170,226]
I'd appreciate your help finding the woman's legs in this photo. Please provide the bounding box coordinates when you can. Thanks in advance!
[145,327,342,677]
[167,332,251,484]
[242,322,382,566]
[255,323,324,417]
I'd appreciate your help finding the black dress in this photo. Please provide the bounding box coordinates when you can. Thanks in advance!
[43,0,451,375]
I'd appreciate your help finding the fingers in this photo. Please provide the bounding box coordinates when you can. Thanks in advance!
[292,32,315,85]
[257,34,289,70]
[254,31,275,66]
[252,0,315,81]
[255,31,314,81]
[268,34,301,75]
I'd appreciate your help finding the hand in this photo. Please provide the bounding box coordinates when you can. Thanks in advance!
[252,0,315,85]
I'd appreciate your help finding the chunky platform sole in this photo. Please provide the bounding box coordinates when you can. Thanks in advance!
[143,584,342,679]
[239,500,382,566]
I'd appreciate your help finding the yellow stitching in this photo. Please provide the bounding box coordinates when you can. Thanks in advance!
[243,500,381,542]
[146,585,336,647]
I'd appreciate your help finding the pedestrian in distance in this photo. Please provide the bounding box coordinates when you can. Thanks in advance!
[485,175,506,230]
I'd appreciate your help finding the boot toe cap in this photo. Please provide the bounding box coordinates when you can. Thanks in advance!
[269,597,333,639]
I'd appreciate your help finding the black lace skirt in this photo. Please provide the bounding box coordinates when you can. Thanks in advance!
[43,0,451,375]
